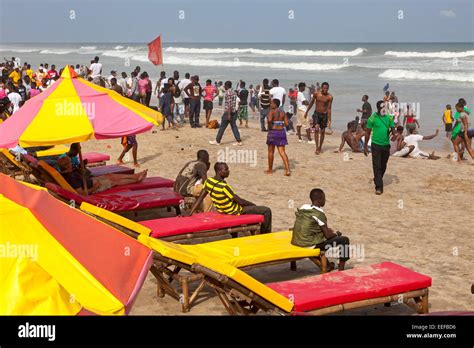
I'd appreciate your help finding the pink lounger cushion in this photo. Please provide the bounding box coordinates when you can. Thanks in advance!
[267,262,432,312]
[89,164,135,176]
[102,177,174,194]
[46,183,183,212]
[82,152,110,163]
[141,212,264,238]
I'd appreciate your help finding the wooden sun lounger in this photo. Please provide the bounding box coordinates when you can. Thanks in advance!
[79,203,328,312]
[81,202,263,242]
[192,261,432,316]
[0,149,32,181]
[139,232,327,312]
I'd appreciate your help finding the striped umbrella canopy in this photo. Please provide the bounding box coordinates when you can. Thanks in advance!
[0,66,162,148]
[0,174,153,315]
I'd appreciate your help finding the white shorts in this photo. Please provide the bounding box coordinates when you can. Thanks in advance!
[392,146,411,157]
[296,109,308,129]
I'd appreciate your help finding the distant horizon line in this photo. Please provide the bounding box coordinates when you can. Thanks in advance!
[1,41,472,45]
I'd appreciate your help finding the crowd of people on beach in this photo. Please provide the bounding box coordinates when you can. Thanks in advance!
[1,55,473,179]
[1,54,472,270]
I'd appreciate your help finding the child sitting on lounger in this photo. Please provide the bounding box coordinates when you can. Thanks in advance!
[57,155,147,194]
[291,188,350,271]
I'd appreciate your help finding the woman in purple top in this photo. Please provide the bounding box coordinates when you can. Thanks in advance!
[265,99,291,176]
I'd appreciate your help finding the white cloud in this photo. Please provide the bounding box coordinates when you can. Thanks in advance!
[440,10,456,18]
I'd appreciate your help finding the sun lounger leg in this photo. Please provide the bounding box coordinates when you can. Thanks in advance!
[419,291,429,314]
[290,261,297,271]
[181,278,190,312]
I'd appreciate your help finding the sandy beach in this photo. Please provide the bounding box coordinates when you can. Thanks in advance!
[79,106,474,315]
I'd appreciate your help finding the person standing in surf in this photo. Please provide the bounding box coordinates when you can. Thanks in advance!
[304,82,333,154]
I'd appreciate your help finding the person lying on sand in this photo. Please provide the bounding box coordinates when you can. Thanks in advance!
[291,188,350,271]
[334,121,362,153]
[57,155,147,195]
[390,126,415,157]
[404,127,440,160]
[188,162,272,233]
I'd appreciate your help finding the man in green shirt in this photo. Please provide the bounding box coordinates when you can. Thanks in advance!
[291,188,350,271]
[364,100,396,195]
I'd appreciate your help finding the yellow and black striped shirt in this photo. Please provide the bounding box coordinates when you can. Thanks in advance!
[204,177,243,215]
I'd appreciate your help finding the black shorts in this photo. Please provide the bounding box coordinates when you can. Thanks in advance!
[445,123,453,132]
[458,129,474,139]
[203,100,213,111]
[312,112,328,129]
[183,98,190,106]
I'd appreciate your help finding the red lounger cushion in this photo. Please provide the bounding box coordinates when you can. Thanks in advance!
[45,183,182,212]
[102,177,175,194]
[89,164,134,176]
[83,152,110,163]
[267,262,432,312]
[141,212,264,238]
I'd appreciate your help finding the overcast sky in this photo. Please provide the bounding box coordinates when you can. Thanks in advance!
[0,0,472,43]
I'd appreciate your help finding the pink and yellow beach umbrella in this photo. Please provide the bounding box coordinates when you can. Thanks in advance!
[0,66,162,148]
[0,174,153,315]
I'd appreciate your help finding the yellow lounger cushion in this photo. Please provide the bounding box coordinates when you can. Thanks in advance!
[35,145,69,157]
[189,231,320,268]
[138,234,198,266]
[137,231,320,270]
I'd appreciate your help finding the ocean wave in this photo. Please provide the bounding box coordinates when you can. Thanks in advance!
[379,69,474,83]
[0,48,40,53]
[114,45,124,50]
[385,50,474,58]
[39,49,74,55]
[165,47,366,57]
[156,56,346,71]
[79,46,97,50]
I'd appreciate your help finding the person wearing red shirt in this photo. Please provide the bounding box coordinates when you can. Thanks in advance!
[202,79,218,126]
[46,64,58,79]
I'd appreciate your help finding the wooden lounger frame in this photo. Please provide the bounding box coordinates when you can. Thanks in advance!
[0,151,32,182]
[192,264,430,316]
[151,252,327,312]
[81,212,273,312]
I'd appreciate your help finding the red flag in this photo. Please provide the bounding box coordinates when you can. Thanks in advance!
[148,35,163,66]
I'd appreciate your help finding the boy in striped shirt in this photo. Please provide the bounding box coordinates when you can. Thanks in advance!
[189,162,272,233]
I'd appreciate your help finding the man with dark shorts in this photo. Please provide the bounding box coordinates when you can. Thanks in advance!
[178,72,192,120]
[364,100,396,195]
[357,95,372,126]
[304,82,333,154]
[184,75,203,128]
[117,135,139,167]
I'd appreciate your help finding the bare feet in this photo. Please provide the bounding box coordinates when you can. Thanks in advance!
[264,170,273,175]
[315,149,320,155]
[327,262,336,272]
[137,170,148,182]
[116,160,124,165]
[134,163,140,168]
[284,172,291,176]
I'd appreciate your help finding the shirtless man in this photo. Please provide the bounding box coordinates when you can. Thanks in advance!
[335,121,362,153]
[305,81,333,154]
